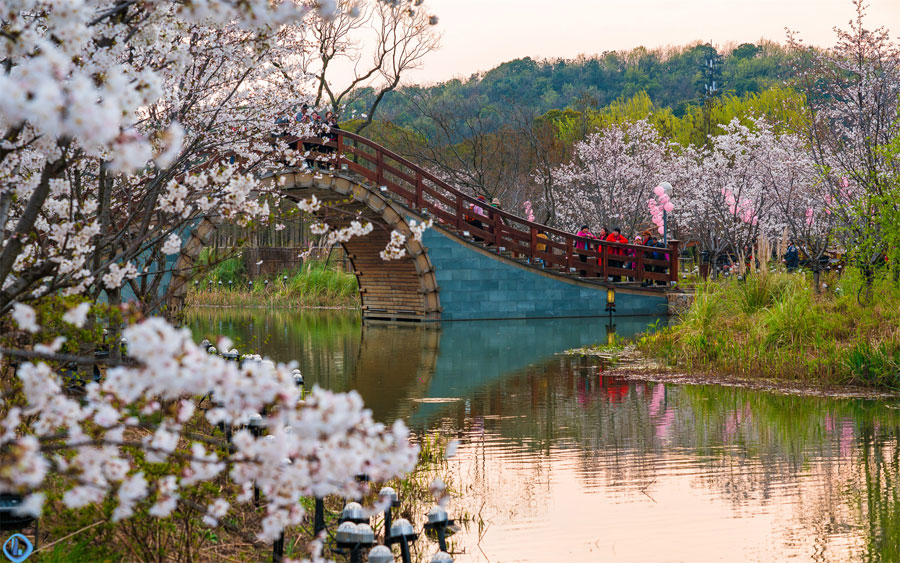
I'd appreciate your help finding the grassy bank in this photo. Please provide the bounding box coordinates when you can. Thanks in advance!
[639,270,900,388]
[185,254,359,309]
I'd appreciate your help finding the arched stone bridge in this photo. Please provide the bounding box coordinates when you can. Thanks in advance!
[168,131,679,322]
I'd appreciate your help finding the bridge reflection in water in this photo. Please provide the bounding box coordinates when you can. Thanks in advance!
[186,308,658,422]
[186,308,900,561]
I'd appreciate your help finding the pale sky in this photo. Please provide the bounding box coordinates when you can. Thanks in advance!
[404,0,900,85]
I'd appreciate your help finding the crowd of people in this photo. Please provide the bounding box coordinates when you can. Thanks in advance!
[572,225,670,285]
[274,104,341,167]
[463,194,671,284]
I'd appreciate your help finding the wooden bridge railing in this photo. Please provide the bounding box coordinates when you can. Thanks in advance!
[294,129,679,285]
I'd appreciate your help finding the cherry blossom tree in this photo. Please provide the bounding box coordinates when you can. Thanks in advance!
[0,1,430,315]
[1,1,309,314]
[787,0,900,271]
[761,130,840,286]
[551,119,673,236]
[668,118,832,275]
[667,145,732,270]
[1,310,418,549]
[0,0,432,553]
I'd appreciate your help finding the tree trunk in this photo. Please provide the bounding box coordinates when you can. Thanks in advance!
[108,287,123,362]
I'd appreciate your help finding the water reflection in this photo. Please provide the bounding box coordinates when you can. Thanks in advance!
[185,308,900,561]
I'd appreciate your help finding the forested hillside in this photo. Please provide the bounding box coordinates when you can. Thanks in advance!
[348,41,796,127]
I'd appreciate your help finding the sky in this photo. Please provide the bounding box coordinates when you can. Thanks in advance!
[403,0,900,85]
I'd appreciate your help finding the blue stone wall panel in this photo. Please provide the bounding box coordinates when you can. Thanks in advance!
[423,229,668,321]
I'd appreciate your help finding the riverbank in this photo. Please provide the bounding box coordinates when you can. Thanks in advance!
[631,270,900,390]
[568,344,900,399]
[185,257,360,309]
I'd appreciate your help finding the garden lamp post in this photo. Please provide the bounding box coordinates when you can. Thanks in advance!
[368,545,395,563]
[387,519,418,563]
[292,369,304,400]
[340,502,368,525]
[336,521,375,563]
[314,497,326,536]
[272,533,284,562]
[0,493,35,533]
[1,493,36,557]
[424,506,453,552]
[379,486,400,543]
[605,287,616,322]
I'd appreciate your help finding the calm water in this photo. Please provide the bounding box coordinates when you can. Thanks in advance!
[187,308,900,562]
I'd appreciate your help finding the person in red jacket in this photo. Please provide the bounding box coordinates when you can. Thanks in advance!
[605,227,629,282]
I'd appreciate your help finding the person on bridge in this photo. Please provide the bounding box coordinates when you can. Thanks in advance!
[467,195,488,242]
[535,230,549,267]
[605,227,629,282]
[295,104,320,168]
[575,225,597,276]
[628,235,643,281]
[642,232,659,286]
[488,198,507,238]
[318,111,339,165]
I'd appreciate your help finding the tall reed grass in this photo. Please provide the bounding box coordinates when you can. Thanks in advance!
[640,270,900,388]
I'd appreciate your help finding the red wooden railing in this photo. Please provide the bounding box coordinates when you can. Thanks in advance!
[295,129,680,285]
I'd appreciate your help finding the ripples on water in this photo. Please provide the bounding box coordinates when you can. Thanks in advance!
[188,308,900,561]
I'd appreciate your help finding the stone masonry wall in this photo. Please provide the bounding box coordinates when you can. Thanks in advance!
[421,228,669,321]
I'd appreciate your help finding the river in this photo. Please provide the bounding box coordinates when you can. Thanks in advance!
[187,308,900,562]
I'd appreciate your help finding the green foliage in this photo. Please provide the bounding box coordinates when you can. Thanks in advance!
[640,271,900,388]
[188,259,359,308]
[846,134,900,273]
[843,341,900,387]
[196,248,245,286]
[541,86,806,148]
[351,41,797,132]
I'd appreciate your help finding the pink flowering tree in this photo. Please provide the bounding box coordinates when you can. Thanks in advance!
[669,145,733,269]
[674,118,788,270]
[762,130,841,286]
[551,119,673,236]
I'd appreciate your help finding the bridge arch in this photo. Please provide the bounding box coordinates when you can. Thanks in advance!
[263,170,441,321]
